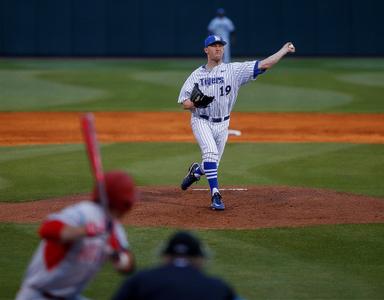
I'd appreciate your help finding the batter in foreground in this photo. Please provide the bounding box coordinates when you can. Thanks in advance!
[178,35,295,210]
[16,171,138,300]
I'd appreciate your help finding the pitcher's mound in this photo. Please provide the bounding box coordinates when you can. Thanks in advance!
[127,186,384,229]
[1,186,383,229]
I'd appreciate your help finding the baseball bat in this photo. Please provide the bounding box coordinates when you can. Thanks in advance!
[81,113,109,214]
[81,114,125,257]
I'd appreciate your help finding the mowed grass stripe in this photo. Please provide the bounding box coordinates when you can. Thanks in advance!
[0,142,383,202]
[1,224,383,299]
[1,58,384,112]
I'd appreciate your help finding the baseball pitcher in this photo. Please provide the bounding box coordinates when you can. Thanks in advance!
[178,35,295,210]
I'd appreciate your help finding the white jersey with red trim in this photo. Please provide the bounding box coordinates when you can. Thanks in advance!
[16,200,129,300]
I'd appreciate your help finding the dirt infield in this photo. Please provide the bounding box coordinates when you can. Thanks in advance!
[1,111,383,229]
[0,112,383,145]
[0,186,383,229]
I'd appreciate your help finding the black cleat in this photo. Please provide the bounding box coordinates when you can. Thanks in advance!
[180,162,201,190]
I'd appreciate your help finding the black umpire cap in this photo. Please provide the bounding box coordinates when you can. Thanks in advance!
[162,231,206,257]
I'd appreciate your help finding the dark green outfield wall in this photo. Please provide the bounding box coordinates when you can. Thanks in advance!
[0,0,383,57]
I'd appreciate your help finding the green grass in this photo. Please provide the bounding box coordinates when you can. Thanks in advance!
[0,58,383,299]
[0,58,384,112]
[0,224,40,297]
[1,224,383,300]
[0,142,383,202]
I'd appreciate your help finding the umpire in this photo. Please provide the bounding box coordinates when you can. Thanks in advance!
[112,230,242,300]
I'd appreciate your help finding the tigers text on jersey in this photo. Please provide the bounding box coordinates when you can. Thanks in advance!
[178,60,264,118]
[16,200,130,300]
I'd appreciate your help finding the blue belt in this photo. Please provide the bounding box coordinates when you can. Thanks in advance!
[199,115,230,123]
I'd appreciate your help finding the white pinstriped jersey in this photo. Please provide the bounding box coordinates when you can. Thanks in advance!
[178,61,265,164]
[178,60,264,117]
[16,201,129,300]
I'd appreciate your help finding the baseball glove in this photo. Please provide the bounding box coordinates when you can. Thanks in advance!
[190,83,214,108]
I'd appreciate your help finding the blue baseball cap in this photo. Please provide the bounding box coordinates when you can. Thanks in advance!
[204,35,227,48]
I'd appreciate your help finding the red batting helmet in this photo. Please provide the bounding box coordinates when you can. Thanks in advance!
[93,170,138,213]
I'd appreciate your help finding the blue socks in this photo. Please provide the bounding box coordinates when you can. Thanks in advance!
[203,161,219,195]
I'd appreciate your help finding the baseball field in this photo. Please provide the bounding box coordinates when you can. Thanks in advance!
[1,58,384,299]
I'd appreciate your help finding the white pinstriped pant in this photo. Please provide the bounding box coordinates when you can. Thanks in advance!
[191,116,229,165]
